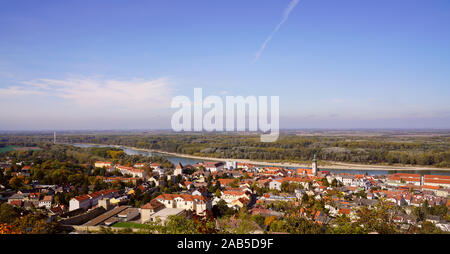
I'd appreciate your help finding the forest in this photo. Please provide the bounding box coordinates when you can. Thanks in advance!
[1,132,449,167]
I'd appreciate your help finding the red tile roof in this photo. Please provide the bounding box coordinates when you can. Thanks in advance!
[141,199,164,209]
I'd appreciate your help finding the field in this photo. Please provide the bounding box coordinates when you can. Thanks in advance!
[111,222,153,229]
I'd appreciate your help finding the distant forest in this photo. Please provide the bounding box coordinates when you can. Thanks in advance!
[1,133,449,167]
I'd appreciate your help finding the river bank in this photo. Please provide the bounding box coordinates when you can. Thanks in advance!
[73,143,450,172]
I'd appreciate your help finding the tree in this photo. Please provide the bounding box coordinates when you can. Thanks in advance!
[283,216,323,234]
[162,215,197,234]
[301,194,309,205]
[212,199,234,218]
[0,223,22,234]
[327,215,365,234]
[264,216,277,227]
[331,178,339,187]
[81,181,89,195]
[214,189,221,198]
[13,214,58,234]
[321,178,329,187]
[9,175,25,190]
[354,199,398,234]
[0,203,19,224]
[416,221,443,234]
[251,214,265,228]
[215,180,221,191]
[281,182,290,193]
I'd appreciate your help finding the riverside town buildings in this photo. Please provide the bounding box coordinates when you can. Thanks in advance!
[2,156,449,233]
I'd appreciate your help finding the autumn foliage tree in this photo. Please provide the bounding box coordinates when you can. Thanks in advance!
[0,223,22,234]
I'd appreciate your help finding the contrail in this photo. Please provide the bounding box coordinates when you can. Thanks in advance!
[253,0,300,62]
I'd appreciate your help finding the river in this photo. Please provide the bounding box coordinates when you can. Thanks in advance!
[72,143,450,176]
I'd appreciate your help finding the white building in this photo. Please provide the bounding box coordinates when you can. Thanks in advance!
[174,163,183,176]
[38,195,53,209]
[221,190,250,205]
[424,175,450,188]
[69,195,91,211]
[95,161,113,168]
[203,162,224,172]
[115,165,146,178]
[153,193,212,216]
[225,161,237,170]
[69,189,119,211]
[269,179,282,191]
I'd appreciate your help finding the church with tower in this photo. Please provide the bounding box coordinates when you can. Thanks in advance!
[296,154,320,177]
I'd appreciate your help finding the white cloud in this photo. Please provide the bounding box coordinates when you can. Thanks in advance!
[16,77,174,109]
[0,86,46,96]
[253,0,300,62]
[0,77,175,125]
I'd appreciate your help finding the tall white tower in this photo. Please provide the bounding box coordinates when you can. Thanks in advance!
[312,153,318,176]
[53,131,56,144]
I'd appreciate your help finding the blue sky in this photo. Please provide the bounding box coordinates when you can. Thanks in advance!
[0,0,449,130]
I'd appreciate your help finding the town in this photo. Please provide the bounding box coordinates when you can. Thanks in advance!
[0,144,448,234]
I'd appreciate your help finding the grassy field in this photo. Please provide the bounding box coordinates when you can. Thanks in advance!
[111,222,153,229]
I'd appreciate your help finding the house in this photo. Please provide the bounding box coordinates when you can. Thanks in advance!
[297,168,313,176]
[387,173,421,186]
[203,162,224,172]
[218,178,234,187]
[38,195,53,209]
[231,198,250,209]
[295,189,306,200]
[269,179,282,190]
[69,195,91,211]
[8,193,27,204]
[423,175,450,188]
[9,200,23,207]
[260,194,296,203]
[341,176,356,186]
[140,199,166,223]
[225,161,237,170]
[115,165,146,178]
[299,208,329,225]
[95,161,113,168]
[256,179,271,188]
[153,167,167,176]
[69,189,119,211]
[148,176,164,187]
[426,215,442,224]
[20,166,31,177]
[153,193,212,216]
[150,163,162,170]
[221,190,251,205]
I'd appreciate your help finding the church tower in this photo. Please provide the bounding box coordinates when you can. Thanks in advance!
[312,153,318,176]
[174,162,183,176]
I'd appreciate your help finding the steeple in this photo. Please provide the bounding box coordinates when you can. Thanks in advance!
[174,162,183,176]
[312,153,318,176]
